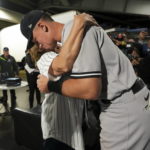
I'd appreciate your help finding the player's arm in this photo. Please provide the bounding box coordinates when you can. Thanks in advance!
[62,77,101,100]
[37,75,101,100]
[49,13,98,76]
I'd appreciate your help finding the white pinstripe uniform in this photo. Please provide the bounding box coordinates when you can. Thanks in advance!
[37,52,85,150]
[62,21,150,150]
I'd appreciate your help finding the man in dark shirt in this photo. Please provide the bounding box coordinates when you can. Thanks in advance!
[0,47,19,111]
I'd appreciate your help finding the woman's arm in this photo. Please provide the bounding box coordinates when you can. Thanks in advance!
[49,13,98,76]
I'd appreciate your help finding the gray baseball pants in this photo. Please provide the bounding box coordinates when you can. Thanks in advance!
[100,86,150,150]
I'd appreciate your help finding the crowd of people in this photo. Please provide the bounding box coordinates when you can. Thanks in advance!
[109,31,150,88]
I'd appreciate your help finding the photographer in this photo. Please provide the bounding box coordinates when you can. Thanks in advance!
[125,42,143,74]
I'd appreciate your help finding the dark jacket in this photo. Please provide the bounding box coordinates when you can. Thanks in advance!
[25,53,36,69]
[0,54,19,77]
[136,55,150,87]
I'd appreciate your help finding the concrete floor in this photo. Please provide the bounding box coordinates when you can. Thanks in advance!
[0,115,31,150]
[0,85,29,112]
[0,82,43,150]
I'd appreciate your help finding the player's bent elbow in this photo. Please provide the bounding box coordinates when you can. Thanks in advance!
[51,57,73,75]
[52,65,72,76]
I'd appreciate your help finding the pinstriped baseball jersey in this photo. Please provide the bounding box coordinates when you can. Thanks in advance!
[37,52,85,150]
[61,21,137,100]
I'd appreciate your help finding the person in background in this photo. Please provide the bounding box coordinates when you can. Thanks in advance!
[125,42,142,73]
[137,54,150,89]
[114,33,127,50]
[137,31,147,45]
[135,31,148,57]
[25,45,42,108]
[0,47,19,111]
[142,39,150,57]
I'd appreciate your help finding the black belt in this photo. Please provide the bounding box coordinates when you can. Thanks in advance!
[101,78,145,104]
[131,78,145,94]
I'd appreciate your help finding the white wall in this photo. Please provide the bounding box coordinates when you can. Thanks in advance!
[0,10,77,61]
[0,24,27,61]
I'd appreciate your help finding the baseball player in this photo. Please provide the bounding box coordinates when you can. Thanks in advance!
[54,22,150,150]
[36,14,150,150]
[20,9,150,150]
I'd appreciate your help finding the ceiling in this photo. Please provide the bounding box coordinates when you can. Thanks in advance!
[1,0,150,30]
[0,20,15,29]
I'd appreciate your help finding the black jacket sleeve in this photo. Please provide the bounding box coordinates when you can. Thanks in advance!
[25,53,35,68]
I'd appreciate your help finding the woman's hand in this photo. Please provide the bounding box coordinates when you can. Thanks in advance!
[74,13,99,28]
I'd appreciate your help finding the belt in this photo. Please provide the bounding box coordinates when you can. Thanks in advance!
[101,78,145,104]
[131,78,145,94]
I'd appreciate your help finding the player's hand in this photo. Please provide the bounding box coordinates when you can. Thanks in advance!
[37,74,49,93]
[74,13,99,27]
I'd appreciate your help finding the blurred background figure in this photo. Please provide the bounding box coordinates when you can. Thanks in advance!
[134,31,148,57]
[24,45,42,108]
[0,47,19,111]
[136,31,147,45]
[114,33,127,49]
[142,39,150,57]
[123,42,142,75]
